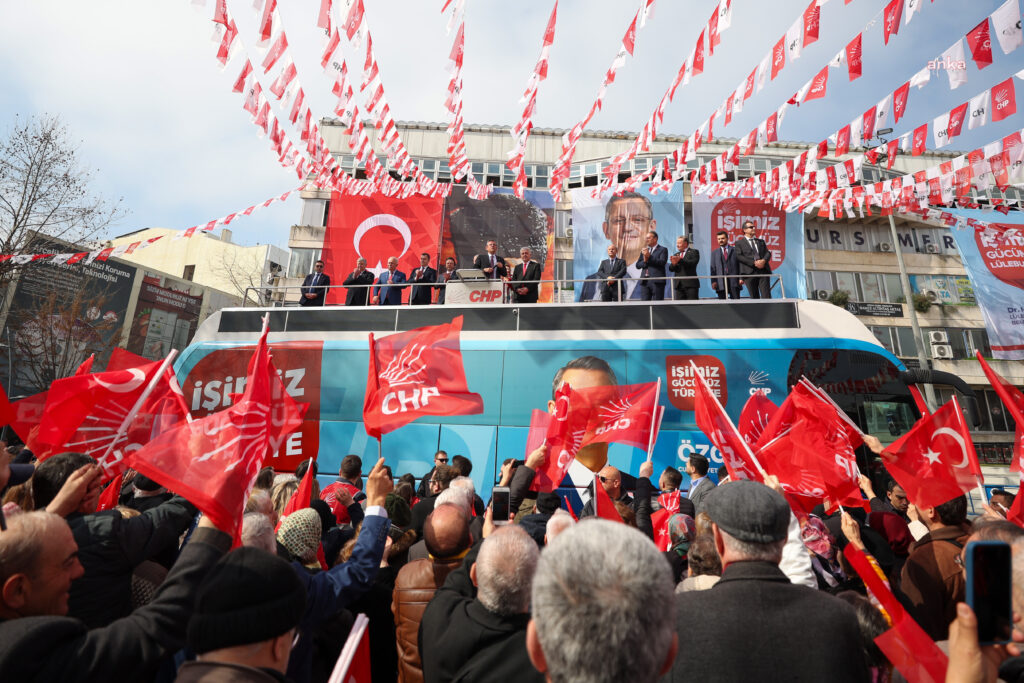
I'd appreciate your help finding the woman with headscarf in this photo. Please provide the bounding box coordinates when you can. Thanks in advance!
[277,508,323,571]
[801,515,846,591]
[662,513,696,584]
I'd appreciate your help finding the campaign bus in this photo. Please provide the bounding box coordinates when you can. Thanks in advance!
[175,298,965,505]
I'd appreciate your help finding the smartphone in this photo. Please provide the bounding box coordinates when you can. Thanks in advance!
[965,540,1014,644]
[492,487,511,525]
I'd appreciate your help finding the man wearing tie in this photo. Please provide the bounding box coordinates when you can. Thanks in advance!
[735,220,773,299]
[473,240,506,280]
[372,257,408,306]
[511,247,541,304]
[299,260,330,306]
[595,244,627,301]
[709,230,742,300]
[342,257,374,306]
[435,257,457,305]
[668,235,700,301]
[409,253,437,305]
[634,231,669,301]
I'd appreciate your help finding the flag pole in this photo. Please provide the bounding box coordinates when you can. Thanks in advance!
[96,349,179,469]
[976,476,989,505]
[645,378,662,462]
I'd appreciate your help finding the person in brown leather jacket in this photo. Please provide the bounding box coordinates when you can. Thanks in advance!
[391,503,472,683]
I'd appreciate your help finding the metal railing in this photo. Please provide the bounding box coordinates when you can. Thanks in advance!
[246,273,786,307]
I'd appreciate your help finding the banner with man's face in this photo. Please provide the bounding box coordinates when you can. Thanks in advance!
[322,193,445,305]
[572,183,685,301]
[692,196,807,299]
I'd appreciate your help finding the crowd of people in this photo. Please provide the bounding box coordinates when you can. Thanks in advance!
[2,426,1022,683]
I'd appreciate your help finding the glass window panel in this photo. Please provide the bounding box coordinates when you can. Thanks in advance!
[422,159,437,171]
[487,163,500,175]
[300,199,327,227]
[809,271,833,293]
[471,162,484,174]
[883,274,904,303]
[985,390,1009,431]
[871,326,895,354]
[967,328,991,357]
[859,273,883,302]
[634,158,650,170]
[835,272,858,298]
[288,248,317,279]
[946,328,968,359]
[585,163,599,176]
[894,327,917,358]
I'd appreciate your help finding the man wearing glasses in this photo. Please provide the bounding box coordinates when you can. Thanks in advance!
[601,192,657,300]
[580,466,634,517]
[417,450,449,498]
[299,260,331,306]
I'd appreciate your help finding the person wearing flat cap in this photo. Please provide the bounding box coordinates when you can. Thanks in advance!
[666,481,871,683]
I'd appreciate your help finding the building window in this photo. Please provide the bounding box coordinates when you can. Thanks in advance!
[182,265,195,282]
[288,248,320,278]
[554,259,574,291]
[555,211,571,238]
[300,199,329,227]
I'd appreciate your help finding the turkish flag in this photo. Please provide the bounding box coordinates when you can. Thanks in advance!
[95,472,123,512]
[328,614,372,683]
[882,0,903,44]
[805,66,829,102]
[592,473,623,522]
[803,0,820,47]
[280,457,317,522]
[911,124,927,156]
[991,77,1018,122]
[846,34,862,80]
[526,401,585,493]
[321,193,444,305]
[651,491,681,550]
[691,361,761,482]
[738,390,778,446]
[130,323,303,542]
[966,18,994,69]
[362,315,482,440]
[771,36,786,80]
[976,351,1024,472]
[883,398,981,509]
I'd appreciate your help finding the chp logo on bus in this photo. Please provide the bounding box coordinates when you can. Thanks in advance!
[666,355,727,411]
[711,198,787,269]
[975,225,1024,291]
[183,341,323,471]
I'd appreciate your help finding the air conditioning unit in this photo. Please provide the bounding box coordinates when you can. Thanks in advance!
[815,289,831,300]
[926,290,939,302]
[566,227,574,238]
[925,244,941,254]
[879,242,894,252]
[930,343,954,360]
[928,330,949,344]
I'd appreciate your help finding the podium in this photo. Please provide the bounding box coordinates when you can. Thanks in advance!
[442,269,504,305]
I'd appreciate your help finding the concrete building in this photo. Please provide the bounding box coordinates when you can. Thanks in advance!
[287,120,1022,466]
[109,227,289,305]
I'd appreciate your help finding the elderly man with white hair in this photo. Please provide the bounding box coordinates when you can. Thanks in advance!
[420,517,543,683]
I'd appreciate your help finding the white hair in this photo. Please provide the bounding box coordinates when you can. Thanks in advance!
[475,525,539,616]
[0,511,65,583]
[241,513,277,554]
[449,476,476,498]
[718,528,785,564]
[545,509,575,544]
[436,486,472,518]
[532,519,675,683]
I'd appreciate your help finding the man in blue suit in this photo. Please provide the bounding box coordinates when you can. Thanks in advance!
[709,230,742,300]
[372,257,408,305]
[634,231,668,301]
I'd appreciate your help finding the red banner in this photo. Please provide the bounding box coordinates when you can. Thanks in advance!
[322,193,444,305]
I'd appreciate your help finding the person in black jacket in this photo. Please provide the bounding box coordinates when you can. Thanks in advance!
[409,253,438,305]
[0,511,231,682]
[343,257,374,306]
[299,260,331,306]
[668,235,700,300]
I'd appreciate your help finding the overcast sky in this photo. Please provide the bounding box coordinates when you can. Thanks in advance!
[2,0,1022,251]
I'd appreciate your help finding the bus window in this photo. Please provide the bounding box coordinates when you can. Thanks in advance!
[862,399,916,442]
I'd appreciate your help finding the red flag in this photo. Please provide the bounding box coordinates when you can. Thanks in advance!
[816,139,829,159]
[0,382,15,432]
[947,102,968,139]
[803,0,820,47]
[862,105,877,142]
[707,6,720,54]
[911,124,927,156]
[805,66,829,102]
[527,405,580,493]
[771,36,786,80]
[329,613,371,683]
[788,387,865,511]
[343,0,364,40]
[882,398,981,509]
[836,125,851,157]
[362,316,483,440]
[9,391,47,445]
[576,381,659,451]
[992,77,1018,122]
[882,0,903,45]
[651,491,681,550]
[96,472,123,512]
[106,347,150,371]
[738,390,779,446]
[692,29,706,77]
[976,351,1024,472]
[893,81,910,123]
[691,362,762,482]
[966,18,994,70]
[74,355,95,376]
[846,33,862,80]
[131,323,302,542]
[592,473,623,522]
[281,457,316,521]
[743,68,756,101]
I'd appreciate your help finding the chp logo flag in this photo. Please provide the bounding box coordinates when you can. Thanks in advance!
[363,315,483,440]
[321,193,444,306]
[738,390,779,446]
[882,397,982,509]
[991,77,1018,122]
[691,361,763,482]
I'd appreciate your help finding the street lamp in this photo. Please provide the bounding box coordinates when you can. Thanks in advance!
[868,129,936,408]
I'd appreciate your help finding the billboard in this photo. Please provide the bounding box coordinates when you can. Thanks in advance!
[691,196,807,299]
[948,209,1024,359]
[321,193,445,305]
[572,183,685,301]
[127,277,204,360]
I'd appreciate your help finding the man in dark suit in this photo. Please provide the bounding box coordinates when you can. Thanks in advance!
[511,247,541,304]
[472,240,506,280]
[342,257,374,306]
[668,235,700,300]
[595,244,627,301]
[667,481,869,683]
[735,220,773,299]
[435,257,457,305]
[709,230,742,300]
[634,231,668,301]
[685,454,715,516]
[372,257,407,306]
[299,260,330,306]
[409,253,437,305]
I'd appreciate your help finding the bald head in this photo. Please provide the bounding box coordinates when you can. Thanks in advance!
[599,466,622,499]
[423,503,472,559]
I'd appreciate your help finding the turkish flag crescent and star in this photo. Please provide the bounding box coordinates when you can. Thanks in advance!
[130,323,303,542]
[363,315,483,439]
[882,397,982,509]
[321,193,444,305]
